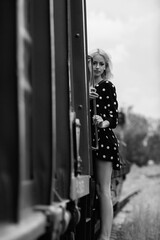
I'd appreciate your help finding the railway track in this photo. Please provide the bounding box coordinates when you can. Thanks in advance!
[114,189,141,217]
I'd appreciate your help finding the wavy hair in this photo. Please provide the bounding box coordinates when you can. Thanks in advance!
[89,48,113,80]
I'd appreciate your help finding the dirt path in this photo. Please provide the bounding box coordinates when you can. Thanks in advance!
[113,163,160,226]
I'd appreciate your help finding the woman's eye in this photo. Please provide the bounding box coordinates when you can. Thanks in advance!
[93,62,104,66]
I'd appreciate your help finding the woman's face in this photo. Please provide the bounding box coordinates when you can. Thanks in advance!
[93,54,106,78]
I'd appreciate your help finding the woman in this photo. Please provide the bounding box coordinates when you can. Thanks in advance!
[89,49,121,240]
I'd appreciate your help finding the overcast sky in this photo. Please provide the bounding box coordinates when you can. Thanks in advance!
[86,0,160,119]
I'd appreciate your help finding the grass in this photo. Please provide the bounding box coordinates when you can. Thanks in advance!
[116,203,160,240]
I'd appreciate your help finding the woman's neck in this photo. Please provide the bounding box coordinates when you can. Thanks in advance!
[94,76,103,85]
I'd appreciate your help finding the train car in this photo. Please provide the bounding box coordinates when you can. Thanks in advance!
[0,0,129,240]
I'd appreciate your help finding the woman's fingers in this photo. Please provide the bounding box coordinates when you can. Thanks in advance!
[89,87,99,99]
[89,92,99,99]
[93,115,103,125]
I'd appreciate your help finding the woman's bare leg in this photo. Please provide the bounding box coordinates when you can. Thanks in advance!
[96,160,113,240]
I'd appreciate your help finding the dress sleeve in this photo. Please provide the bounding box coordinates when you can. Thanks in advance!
[106,82,118,128]
[97,81,118,129]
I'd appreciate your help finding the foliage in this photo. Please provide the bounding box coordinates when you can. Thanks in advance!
[122,109,160,166]
[116,203,160,240]
[123,111,148,166]
[147,134,160,164]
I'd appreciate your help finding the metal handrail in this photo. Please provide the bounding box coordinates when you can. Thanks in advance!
[88,56,99,150]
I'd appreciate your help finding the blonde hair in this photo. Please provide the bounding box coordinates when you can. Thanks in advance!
[89,48,113,80]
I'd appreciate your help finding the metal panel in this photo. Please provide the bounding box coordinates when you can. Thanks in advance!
[68,0,91,175]
[53,0,91,199]
[70,175,90,200]
[53,0,71,199]
[0,0,19,221]
[31,0,53,205]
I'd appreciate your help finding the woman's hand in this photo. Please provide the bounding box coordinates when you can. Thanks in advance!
[89,87,99,99]
[92,115,103,126]
[93,115,110,128]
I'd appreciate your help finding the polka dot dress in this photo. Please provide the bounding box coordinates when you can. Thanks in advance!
[90,80,122,170]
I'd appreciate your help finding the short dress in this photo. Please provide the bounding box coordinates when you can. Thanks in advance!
[90,79,122,170]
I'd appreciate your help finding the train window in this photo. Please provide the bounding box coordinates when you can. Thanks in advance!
[17,0,53,207]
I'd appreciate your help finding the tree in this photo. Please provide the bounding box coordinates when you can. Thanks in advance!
[123,110,149,166]
[147,134,160,164]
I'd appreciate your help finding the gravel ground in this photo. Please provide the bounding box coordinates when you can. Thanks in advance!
[113,163,160,226]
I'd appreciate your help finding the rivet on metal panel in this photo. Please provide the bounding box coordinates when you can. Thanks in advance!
[78,105,83,110]
[75,33,80,38]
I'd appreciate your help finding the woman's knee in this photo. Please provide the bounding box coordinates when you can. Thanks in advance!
[96,183,111,198]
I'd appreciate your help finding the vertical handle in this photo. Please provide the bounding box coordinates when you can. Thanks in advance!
[92,98,99,150]
[88,56,99,150]
[73,118,82,175]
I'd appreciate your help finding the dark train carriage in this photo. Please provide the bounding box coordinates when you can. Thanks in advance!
[0,0,129,240]
[0,0,93,239]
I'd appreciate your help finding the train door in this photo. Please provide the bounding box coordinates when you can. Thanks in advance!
[52,0,91,201]
[67,1,95,240]
[52,0,94,239]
